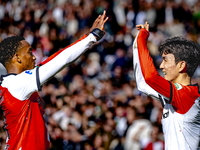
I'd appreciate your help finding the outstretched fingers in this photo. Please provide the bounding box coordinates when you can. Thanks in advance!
[98,10,109,30]
[103,17,109,24]
[100,11,106,23]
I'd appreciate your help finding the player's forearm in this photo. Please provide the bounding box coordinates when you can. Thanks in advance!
[37,34,87,67]
[137,29,158,80]
[38,33,97,85]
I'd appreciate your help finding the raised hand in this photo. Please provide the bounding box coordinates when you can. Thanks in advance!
[136,22,149,31]
[90,10,109,32]
[89,10,109,41]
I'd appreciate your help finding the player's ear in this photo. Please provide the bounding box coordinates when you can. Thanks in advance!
[179,61,187,73]
[13,53,21,64]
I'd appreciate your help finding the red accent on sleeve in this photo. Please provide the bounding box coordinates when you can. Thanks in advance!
[137,28,171,98]
[37,34,87,66]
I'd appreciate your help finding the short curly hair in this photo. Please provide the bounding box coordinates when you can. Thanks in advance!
[0,36,25,67]
[158,36,200,77]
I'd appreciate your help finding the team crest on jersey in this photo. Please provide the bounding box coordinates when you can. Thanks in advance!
[25,70,32,75]
[174,83,182,90]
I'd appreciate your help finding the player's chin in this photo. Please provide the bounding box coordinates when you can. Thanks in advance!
[164,76,172,82]
[163,75,169,80]
[30,64,35,69]
[33,63,36,68]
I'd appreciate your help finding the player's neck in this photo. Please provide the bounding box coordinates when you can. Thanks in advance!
[171,73,191,86]
[6,65,23,74]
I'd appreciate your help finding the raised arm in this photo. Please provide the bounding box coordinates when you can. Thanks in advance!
[38,11,108,85]
[133,23,171,103]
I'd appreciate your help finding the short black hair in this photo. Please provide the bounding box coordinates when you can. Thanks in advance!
[0,36,25,67]
[158,36,200,77]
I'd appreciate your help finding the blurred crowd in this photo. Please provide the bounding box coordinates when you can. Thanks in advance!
[0,0,200,149]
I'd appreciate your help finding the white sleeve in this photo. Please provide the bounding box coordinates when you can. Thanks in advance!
[133,32,160,100]
[38,33,97,85]
[1,67,39,100]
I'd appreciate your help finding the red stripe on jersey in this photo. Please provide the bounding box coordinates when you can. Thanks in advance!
[38,34,87,66]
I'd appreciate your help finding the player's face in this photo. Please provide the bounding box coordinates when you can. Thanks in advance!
[17,40,36,70]
[160,53,180,82]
